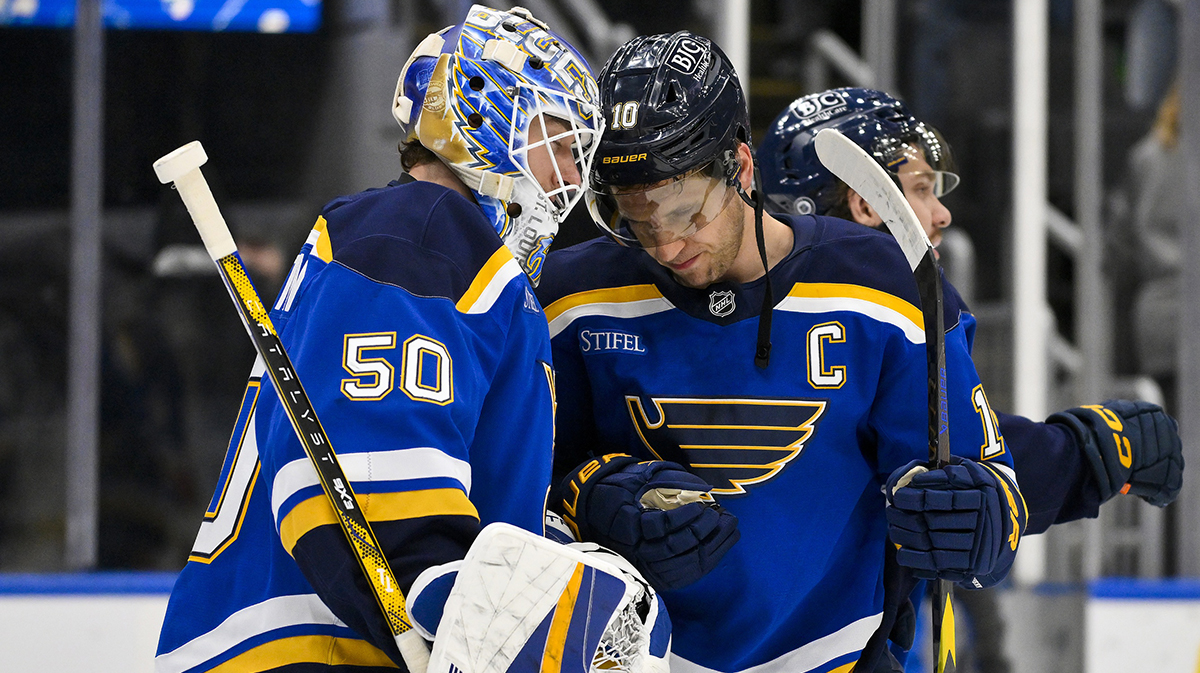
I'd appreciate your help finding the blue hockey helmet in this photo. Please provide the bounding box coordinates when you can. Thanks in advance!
[587,31,752,248]
[392,5,603,284]
[757,87,958,217]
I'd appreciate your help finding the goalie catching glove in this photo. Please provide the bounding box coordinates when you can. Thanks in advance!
[408,522,671,673]
[1047,399,1184,508]
[556,454,740,592]
[885,455,1027,589]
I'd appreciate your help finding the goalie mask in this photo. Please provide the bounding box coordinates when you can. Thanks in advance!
[757,87,959,217]
[426,523,671,673]
[393,5,603,285]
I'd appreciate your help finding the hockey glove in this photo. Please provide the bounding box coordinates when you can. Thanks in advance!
[557,454,740,592]
[885,455,1027,589]
[1047,399,1184,507]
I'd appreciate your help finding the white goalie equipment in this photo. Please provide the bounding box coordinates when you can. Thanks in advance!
[428,523,672,673]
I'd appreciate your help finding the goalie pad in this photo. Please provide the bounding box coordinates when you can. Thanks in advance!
[427,522,671,673]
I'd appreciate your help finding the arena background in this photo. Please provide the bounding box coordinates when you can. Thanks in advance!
[1,0,1198,670]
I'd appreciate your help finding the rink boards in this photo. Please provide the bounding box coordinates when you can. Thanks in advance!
[1085,578,1200,673]
[0,573,1196,672]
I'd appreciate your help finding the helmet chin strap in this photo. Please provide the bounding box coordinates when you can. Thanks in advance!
[736,162,773,369]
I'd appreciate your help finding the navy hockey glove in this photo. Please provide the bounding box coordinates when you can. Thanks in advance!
[558,454,739,592]
[885,456,1027,589]
[1047,400,1184,507]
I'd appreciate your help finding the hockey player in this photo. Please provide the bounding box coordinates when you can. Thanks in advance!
[536,32,1028,673]
[756,87,1186,670]
[756,87,1185,537]
[154,6,610,672]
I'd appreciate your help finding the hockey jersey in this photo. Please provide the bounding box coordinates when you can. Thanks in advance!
[536,214,1023,673]
[155,177,556,673]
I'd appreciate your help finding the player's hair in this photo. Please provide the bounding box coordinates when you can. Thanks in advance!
[1153,80,1181,149]
[398,139,438,173]
[824,181,854,221]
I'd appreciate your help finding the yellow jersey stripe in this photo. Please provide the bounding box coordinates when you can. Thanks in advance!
[541,561,585,673]
[787,282,923,326]
[312,216,333,263]
[457,246,519,314]
[544,285,674,338]
[208,634,398,671]
[543,284,665,323]
[279,488,479,554]
[778,282,925,344]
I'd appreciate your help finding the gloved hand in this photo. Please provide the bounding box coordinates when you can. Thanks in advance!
[556,454,739,592]
[885,455,1026,589]
[1047,399,1184,507]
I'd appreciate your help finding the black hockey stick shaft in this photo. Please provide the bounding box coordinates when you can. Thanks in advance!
[915,254,956,673]
[153,141,430,673]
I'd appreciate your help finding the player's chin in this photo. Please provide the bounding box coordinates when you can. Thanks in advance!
[667,259,711,288]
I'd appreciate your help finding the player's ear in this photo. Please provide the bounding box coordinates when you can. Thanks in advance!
[736,142,755,192]
[847,189,882,227]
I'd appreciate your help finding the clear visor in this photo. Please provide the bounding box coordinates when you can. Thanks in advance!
[587,161,740,248]
[878,124,959,197]
[509,82,603,223]
[897,167,960,197]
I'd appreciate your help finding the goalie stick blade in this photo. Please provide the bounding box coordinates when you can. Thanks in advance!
[812,129,931,272]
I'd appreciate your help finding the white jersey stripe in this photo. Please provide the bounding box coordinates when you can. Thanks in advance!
[547,297,675,338]
[270,447,474,522]
[775,295,925,344]
[668,612,882,673]
[154,593,344,673]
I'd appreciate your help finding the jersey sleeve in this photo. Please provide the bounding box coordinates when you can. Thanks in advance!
[866,270,1017,479]
[253,191,554,664]
[545,318,602,487]
[945,280,1099,534]
[997,411,1100,534]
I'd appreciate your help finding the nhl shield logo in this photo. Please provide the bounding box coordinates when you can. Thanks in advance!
[709,290,735,317]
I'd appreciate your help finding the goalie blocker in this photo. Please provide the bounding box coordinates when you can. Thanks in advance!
[410,523,671,673]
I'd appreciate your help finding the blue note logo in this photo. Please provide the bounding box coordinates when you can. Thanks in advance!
[709,290,735,317]
[626,395,828,494]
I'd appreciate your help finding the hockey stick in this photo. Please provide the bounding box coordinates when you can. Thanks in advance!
[154,141,431,673]
[814,129,956,673]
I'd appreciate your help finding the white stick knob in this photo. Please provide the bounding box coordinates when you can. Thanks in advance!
[153,141,237,261]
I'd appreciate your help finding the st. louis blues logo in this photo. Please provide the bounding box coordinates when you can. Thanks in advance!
[708,290,735,317]
[626,395,827,494]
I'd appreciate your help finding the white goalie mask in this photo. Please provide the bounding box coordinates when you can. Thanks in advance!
[427,523,671,673]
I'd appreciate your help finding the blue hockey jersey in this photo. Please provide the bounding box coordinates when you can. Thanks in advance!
[155,178,556,672]
[536,214,1023,673]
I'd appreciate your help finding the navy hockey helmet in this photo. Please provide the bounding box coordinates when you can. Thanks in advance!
[757,87,958,217]
[587,31,752,248]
